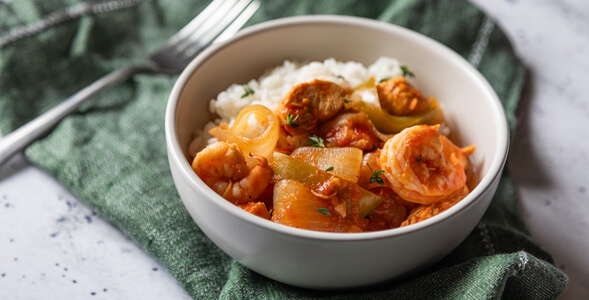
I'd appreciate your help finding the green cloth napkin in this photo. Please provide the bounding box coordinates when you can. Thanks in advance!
[0,0,568,299]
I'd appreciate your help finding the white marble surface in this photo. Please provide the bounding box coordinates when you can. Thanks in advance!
[1,0,587,299]
[470,0,589,299]
[0,154,191,299]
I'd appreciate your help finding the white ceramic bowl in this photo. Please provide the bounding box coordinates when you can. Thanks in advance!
[165,15,509,289]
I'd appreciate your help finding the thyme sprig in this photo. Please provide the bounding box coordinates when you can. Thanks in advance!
[283,114,300,128]
[368,164,385,186]
[307,135,325,148]
[317,207,331,216]
[401,66,415,78]
[240,84,255,98]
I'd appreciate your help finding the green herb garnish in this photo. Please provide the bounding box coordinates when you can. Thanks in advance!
[336,75,345,79]
[325,166,334,172]
[368,164,385,186]
[240,84,255,98]
[401,66,415,78]
[379,77,390,83]
[307,135,325,148]
[416,155,423,163]
[342,98,351,104]
[283,114,300,128]
[317,207,331,216]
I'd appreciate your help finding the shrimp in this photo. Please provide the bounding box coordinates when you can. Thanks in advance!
[319,110,391,150]
[401,185,469,226]
[192,141,273,205]
[442,135,476,171]
[278,79,347,135]
[379,124,474,204]
[377,76,432,116]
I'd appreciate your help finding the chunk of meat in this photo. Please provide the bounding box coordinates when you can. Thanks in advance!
[366,188,408,230]
[357,150,382,190]
[238,202,271,220]
[319,110,390,151]
[377,77,432,116]
[279,79,347,134]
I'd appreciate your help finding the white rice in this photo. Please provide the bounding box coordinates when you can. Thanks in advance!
[189,57,405,154]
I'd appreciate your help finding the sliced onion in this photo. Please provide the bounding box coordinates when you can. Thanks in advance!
[347,81,445,134]
[269,152,383,218]
[272,179,348,232]
[209,104,280,161]
[290,147,363,183]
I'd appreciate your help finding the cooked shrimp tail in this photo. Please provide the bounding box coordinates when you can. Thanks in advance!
[379,124,473,204]
[224,154,273,202]
[192,141,273,204]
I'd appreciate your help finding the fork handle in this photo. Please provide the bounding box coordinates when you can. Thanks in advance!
[0,65,152,166]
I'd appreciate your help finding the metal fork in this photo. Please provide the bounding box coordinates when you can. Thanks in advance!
[0,0,260,166]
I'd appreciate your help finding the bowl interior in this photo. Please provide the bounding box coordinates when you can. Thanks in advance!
[170,15,508,236]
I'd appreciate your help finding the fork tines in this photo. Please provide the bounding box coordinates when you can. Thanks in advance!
[169,0,259,59]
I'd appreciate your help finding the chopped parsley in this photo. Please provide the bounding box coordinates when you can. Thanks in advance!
[317,207,331,216]
[325,166,334,172]
[342,98,351,104]
[307,135,325,148]
[240,84,255,98]
[368,164,385,186]
[401,66,415,78]
[416,155,423,163]
[283,114,300,128]
[379,77,390,83]
[336,75,345,79]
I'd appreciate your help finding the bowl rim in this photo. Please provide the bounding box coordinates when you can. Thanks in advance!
[165,15,510,242]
